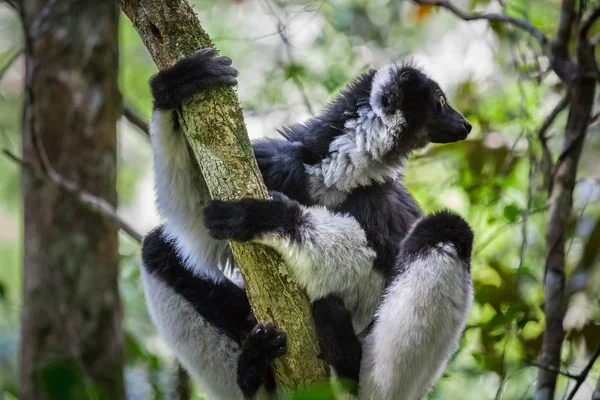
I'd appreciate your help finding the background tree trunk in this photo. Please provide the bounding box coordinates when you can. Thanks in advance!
[118,0,328,391]
[19,1,125,399]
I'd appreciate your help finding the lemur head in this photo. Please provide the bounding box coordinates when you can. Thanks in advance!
[370,62,472,148]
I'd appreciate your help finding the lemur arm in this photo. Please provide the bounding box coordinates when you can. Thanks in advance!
[359,211,474,400]
[148,47,239,281]
[142,49,266,400]
[204,191,377,301]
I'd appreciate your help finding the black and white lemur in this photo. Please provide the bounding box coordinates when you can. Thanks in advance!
[140,47,475,400]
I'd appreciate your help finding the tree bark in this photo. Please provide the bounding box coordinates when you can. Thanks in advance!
[19,1,124,399]
[118,0,328,391]
[535,29,598,400]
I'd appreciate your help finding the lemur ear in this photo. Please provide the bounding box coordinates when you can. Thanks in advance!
[399,70,412,81]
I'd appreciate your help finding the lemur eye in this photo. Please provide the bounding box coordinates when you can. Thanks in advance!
[439,96,446,108]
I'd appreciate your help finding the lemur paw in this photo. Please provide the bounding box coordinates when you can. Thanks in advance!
[204,193,302,242]
[242,324,288,363]
[149,47,238,110]
[204,199,262,242]
[237,324,287,399]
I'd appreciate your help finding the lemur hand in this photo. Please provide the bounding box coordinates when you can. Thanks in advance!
[204,191,302,242]
[149,47,238,110]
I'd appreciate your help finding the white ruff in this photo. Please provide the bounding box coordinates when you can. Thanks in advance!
[305,107,406,203]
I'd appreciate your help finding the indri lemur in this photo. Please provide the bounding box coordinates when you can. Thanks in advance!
[140,47,474,400]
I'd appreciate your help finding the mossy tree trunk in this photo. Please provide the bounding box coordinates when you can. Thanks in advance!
[118,0,328,391]
[19,0,125,398]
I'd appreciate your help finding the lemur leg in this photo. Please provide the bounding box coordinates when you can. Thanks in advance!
[204,191,377,301]
[311,296,362,392]
[358,211,474,400]
[142,227,252,400]
[237,324,287,399]
[142,49,254,400]
[149,47,239,281]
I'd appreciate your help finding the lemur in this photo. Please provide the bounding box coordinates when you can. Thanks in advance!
[140,47,474,400]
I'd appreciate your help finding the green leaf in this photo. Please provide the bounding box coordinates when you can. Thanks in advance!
[503,204,520,222]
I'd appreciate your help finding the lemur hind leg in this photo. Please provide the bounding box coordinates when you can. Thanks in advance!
[142,226,253,400]
[359,211,474,400]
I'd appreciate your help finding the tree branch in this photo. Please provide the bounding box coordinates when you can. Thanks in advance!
[122,103,150,138]
[118,0,328,390]
[566,345,600,400]
[579,5,600,41]
[524,360,579,380]
[537,92,570,189]
[3,149,142,243]
[0,48,22,83]
[411,0,549,46]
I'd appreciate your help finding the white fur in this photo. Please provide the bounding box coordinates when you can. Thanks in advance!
[359,248,473,400]
[370,65,407,128]
[256,205,381,333]
[150,110,232,282]
[141,269,244,400]
[305,106,406,199]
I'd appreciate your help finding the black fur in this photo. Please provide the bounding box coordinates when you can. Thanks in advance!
[141,226,255,344]
[400,210,474,269]
[204,193,305,242]
[149,48,238,110]
[311,296,362,393]
[237,324,287,399]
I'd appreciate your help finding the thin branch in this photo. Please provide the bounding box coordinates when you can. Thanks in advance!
[580,5,600,40]
[537,92,570,189]
[555,0,576,53]
[3,149,142,243]
[263,0,315,115]
[3,0,18,11]
[524,360,579,380]
[411,0,549,46]
[0,48,22,83]
[566,345,600,400]
[122,103,150,138]
[538,92,570,143]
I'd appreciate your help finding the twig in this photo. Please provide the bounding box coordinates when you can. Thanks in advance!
[537,92,570,189]
[122,103,150,138]
[262,0,315,115]
[411,0,549,46]
[0,48,22,83]
[3,149,142,243]
[524,360,579,380]
[566,345,600,400]
[580,5,600,40]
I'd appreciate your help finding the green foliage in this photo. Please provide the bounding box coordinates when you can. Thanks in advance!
[0,0,599,398]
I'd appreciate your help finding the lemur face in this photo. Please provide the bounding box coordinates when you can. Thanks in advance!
[370,64,472,146]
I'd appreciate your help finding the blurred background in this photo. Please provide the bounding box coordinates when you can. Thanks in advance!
[0,0,599,399]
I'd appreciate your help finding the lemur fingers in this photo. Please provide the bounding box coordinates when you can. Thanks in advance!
[204,193,302,242]
[149,47,239,110]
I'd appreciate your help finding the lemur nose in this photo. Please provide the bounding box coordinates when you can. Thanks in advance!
[464,121,472,133]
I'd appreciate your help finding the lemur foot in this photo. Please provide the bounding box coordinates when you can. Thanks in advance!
[237,324,287,399]
[149,47,238,110]
[204,191,302,242]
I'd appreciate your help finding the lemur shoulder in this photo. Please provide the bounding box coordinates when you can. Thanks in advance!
[140,47,475,400]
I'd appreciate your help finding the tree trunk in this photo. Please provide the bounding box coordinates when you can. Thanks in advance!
[19,1,125,399]
[535,46,597,400]
[118,0,328,391]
